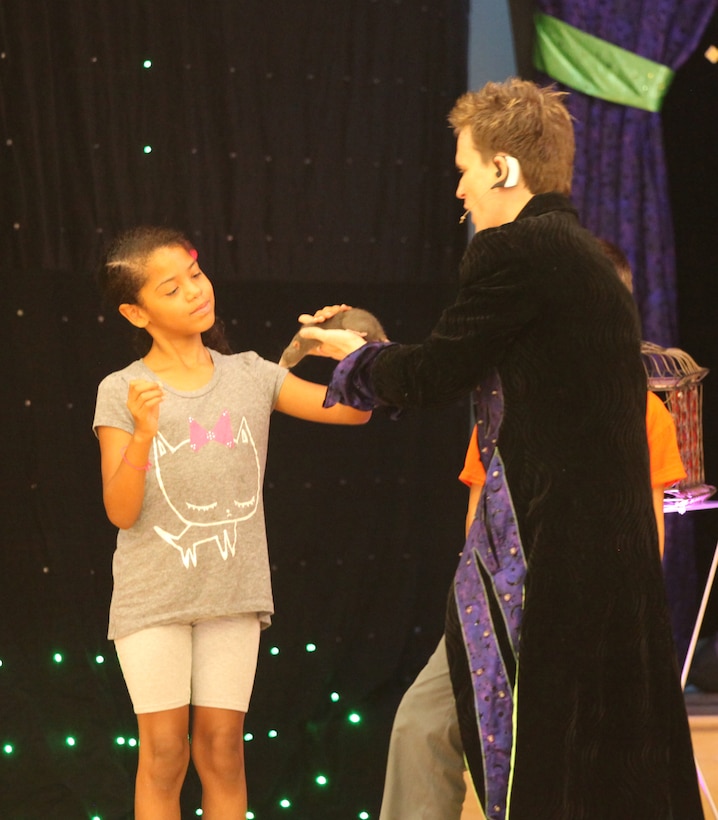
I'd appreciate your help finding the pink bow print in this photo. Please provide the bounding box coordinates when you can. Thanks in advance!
[189,410,236,451]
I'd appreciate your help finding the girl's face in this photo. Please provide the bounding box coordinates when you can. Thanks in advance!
[132,245,215,339]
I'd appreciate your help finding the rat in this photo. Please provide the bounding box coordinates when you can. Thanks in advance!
[278,307,388,368]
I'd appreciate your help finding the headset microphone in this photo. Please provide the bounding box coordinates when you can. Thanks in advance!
[458,181,502,224]
[458,156,521,223]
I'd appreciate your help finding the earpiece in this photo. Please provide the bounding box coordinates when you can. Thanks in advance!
[491,155,520,189]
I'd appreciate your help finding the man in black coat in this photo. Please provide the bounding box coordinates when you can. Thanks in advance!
[301,78,703,820]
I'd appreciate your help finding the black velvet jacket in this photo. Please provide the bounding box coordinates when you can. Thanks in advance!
[369,194,702,818]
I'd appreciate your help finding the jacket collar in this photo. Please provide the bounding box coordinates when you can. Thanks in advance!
[515,192,578,222]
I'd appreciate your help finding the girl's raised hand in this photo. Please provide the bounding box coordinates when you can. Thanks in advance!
[297,303,351,325]
[297,325,366,360]
[126,379,164,438]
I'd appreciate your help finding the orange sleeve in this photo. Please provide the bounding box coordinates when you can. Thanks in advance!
[459,426,487,488]
[646,391,686,488]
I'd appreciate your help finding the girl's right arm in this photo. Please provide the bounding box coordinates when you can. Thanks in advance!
[97,379,163,529]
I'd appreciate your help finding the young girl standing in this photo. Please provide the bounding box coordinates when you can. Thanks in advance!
[92,226,369,819]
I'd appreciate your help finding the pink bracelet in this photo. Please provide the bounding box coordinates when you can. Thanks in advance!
[121,447,152,472]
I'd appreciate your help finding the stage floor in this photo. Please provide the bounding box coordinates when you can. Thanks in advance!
[687,691,718,818]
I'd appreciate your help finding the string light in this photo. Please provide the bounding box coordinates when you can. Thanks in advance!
[14,640,376,813]
[143,59,152,68]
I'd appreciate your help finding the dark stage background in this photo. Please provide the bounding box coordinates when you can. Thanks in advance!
[1,2,717,819]
[0,3,471,818]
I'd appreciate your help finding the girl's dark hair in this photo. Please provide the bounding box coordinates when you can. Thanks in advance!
[98,226,232,355]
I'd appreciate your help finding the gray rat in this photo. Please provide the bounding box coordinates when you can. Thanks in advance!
[278,307,388,368]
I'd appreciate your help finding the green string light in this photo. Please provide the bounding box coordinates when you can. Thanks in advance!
[3,743,14,755]
[19,644,373,816]
[143,59,152,68]
[143,145,152,154]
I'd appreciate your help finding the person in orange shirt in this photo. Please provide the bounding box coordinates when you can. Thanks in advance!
[596,238,687,556]
[461,388,686,557]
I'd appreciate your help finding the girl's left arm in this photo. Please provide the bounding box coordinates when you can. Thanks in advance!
[274,372,371,425]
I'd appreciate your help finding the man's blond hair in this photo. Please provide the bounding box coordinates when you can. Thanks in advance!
[449,78,574,196]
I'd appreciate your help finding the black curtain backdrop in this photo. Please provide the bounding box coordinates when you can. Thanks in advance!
[0,2,471,818]
[1,0,468,281]
[2,2,718,818]
[662,10,718,650]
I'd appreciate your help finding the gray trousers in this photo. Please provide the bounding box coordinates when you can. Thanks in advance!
[379,636,468,820]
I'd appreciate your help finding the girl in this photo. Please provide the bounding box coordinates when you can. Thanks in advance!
[92,226,369,820]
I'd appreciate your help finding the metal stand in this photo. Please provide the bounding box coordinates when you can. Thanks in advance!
[644,343,716,813]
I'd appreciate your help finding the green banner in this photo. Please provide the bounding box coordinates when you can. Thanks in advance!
[533,12,673,112]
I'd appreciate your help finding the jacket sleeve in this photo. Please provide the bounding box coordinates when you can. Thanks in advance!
[367,235,543,408]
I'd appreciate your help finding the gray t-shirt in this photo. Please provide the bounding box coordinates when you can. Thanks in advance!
[93,349,287,640]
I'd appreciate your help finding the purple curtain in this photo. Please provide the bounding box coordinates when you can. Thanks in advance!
[534,0,718,345]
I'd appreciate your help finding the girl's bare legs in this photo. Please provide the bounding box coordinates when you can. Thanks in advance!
[135,706,191,820]
[191,706,247,818]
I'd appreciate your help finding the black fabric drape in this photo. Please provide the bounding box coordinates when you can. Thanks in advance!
[0,2,472,816]
[1,1,468,283]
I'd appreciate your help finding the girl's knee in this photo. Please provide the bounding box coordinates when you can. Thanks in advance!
[192,727,245,780]
[139,734,190,787]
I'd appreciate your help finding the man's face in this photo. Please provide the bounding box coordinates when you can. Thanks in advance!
[455,127,504,232]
